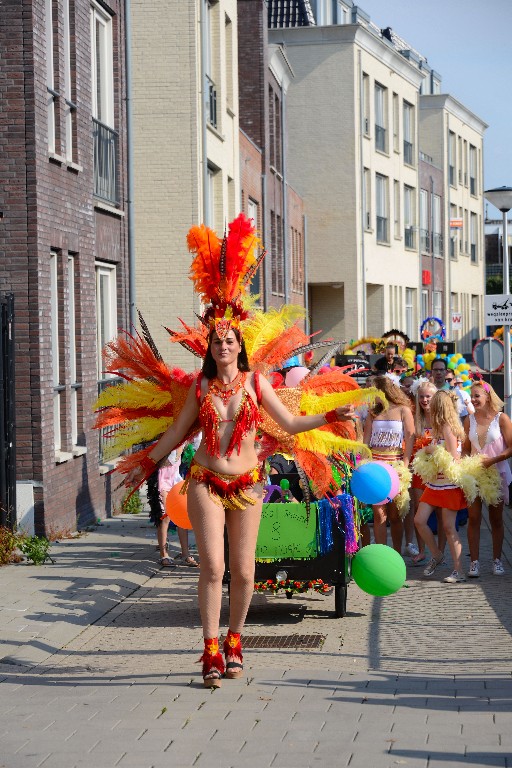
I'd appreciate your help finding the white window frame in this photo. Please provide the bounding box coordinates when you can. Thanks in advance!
[91,2,114,128]
[68,255,78,446]
[419,189,428,252]
[421,289,429,322]
[433,290,442,321]
[403,101,414,165]
[404,185,415,249]
[63,0,74,161]
[363,167,371,230]
[394,180,400,239]
[392,93,399,153]
[50,252,61,451]
[96,262,118,380]
[405,288,414,341]
[375,173,388,243]
[433,194,441,256]
[362,73,370,136]
[46,0,56,153]
[374,83,387,152]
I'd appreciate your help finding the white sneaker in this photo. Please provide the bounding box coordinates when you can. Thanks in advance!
[468,560,480,578]
[423,556,444,577]
[443,570,466,583]
[405,542,419,557]
[493,558,505,576]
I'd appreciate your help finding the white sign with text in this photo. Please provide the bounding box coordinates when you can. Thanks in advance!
[484,294,512,325]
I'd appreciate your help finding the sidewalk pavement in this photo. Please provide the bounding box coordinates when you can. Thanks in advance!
[1,510,511,768]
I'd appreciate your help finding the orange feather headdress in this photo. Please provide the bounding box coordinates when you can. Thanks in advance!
[187,213,264,339]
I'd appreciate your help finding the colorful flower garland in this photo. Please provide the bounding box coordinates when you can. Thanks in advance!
[254,578,331,595]
[420,316,446,342]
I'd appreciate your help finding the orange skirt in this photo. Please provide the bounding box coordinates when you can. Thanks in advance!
[420,486,466,511]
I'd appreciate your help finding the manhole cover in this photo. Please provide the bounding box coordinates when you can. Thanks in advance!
[226,634,325,649]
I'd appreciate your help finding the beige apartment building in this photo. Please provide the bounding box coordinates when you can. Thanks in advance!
[268,22,424,344]
[420,94,487,351]
[131,0,240,366]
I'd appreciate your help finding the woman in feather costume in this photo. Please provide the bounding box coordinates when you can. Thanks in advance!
[95,214,381,688]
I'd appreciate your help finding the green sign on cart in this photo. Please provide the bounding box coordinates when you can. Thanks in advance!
[255,503,318,561]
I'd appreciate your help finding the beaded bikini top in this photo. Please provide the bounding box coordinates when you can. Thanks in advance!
[196,372,262,457]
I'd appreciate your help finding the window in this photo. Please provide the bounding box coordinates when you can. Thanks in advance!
[459,206,464,253]
[470,145,477,195]
[95,263,118,381]
[471,295,479,339]
[315,0,333,25]
[404,185,415,249]
[91,3,118,203]
[448,131,456,186]
[375,83,387,152]
[405,288,414,340]
[50,252,61,451]
[206,164,217,228]
[464,209,469,254]
[269,87,282,173]
[432,194,442,256]
[450,204,457,259]
[421,289,429,321]
[270,213,285,296]
[394,180,400,239]
[458,137,463,184]
[393,93,399,152]
[291,225,303,295]
[46,0,57,153]
[419,189,429,253]
[248,198,261,298]
[463,139,468,186]
[68,255,79,446]
[433,290,442,321]
[63,0,76,161]
[362,73,370,136]
[470,213,477,263]
[403,101,414,165]
[375,174,388,243]
[363,168,371,230]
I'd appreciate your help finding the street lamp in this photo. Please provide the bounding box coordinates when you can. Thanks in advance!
[484,186,512,417]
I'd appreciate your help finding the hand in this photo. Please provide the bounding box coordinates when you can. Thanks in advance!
[335,405,356,421]
[124,466,146,488]
[424,445,435,455]
[481,456,495,469]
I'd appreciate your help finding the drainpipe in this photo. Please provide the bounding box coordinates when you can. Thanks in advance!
[200,0,208,223]
[124,0,136,331]
[430,175,435,316]
[358,50,367,336]
[303,214,309,334]
[281,89,289,305]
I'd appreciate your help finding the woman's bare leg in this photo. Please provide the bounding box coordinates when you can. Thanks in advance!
[435,509,447,554]
[157,509,170,560]
[410,488,425,559]
[177,526,190,558]
[488,502,504,560]
[186,481,226,638]
[372,504,388,545]
[388,501,404,553]
[415,502,443,562]
[467,499,482,562]
[225,485,263,633]
[441,508,463,572]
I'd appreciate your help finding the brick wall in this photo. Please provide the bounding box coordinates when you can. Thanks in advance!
[0,0,129,533]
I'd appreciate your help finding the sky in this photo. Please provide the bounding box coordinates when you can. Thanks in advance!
[356,0,512,218]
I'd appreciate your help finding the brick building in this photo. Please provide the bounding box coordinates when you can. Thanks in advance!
[0,0,129,534]
[238,0,306,317]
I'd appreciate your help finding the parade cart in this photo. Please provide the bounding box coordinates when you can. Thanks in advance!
[224,477,350,618]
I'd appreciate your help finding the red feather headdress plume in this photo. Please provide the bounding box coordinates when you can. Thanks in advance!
[187,213,263,339]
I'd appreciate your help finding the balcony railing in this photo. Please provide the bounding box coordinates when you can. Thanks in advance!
[93,118,119,205]
[471,243,477,262]
[375,124,386,152]
[420,228,429,253]
[450,237,456,258]
[404,226,415,249]
[432,232,443,256]
[206,74,217,128]
[376,216,388,243]
[470,177,476,195]
[449,165,455,186]
[403,140,414,165]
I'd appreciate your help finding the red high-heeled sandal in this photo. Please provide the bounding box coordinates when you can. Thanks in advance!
[223,630,243,679]
[200,637,225,689]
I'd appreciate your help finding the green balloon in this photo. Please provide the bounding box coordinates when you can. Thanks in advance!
[351,544,406,596]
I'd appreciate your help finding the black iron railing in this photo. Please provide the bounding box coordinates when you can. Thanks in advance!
[433,233,443,256]
[93,118,119,205]
[420,228,430,253]
[206,75,217,128]
[404,226,415,249]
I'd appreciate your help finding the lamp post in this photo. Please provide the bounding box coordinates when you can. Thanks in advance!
[484,186,512,417]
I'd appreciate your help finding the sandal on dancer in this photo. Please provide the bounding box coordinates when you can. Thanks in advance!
[223,630,243,679]
[159,556,176,568]
[200,638,225,689]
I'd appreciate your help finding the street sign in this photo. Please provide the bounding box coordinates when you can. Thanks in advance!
[450,219,463,229]
[472,337,505,372]
[451,312,462,330]
[484,294,512,325]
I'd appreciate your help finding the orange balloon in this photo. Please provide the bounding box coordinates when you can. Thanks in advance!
[165,481,192,530]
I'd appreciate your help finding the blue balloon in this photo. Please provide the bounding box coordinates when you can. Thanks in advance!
[350,463,392,505]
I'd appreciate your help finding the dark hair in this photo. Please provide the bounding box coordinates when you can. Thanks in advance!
[431,358,448,371]
[392,356,407,368]
[202,328,251,379]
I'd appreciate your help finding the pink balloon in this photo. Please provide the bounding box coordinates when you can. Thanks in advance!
[372,461,400,502]
[285,366,309,387]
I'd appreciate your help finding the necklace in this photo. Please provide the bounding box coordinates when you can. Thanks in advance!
[210,372,246,405]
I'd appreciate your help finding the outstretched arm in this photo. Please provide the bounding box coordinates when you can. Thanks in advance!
[258,374,355,435]
[125,383,199,486]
